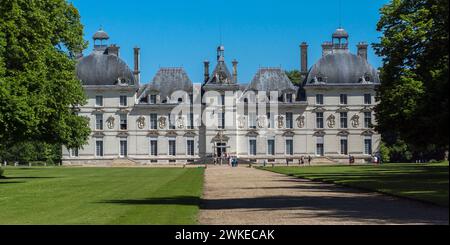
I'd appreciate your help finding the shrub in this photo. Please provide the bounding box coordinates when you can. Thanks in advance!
[0,168,4,178]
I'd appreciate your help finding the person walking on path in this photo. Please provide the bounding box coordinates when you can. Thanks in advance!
[307,155,312,165]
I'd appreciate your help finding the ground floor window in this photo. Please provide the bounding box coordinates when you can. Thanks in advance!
[150,139,158,156]
[364,137,372,155]
[120,140,127,157]
[169,139,176,156]
[267,139,275,155]
[96,140,103,157]
[340,137,348,155]
[285,139,293,155]
[70,148,79,157]
[249,138,257,156]
[316,136,324,156]
[187,139,195,156]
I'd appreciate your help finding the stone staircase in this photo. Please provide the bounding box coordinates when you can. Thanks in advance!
[110,158,140,167]
[311,156,338,165]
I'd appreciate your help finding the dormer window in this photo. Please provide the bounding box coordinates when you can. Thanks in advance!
[118,77,128,86]
[95,95,103,107]
[286,94,293,103]
[178,98,183,103]
[149,94,157,104]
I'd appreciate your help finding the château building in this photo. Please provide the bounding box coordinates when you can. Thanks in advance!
[63,28,381,166]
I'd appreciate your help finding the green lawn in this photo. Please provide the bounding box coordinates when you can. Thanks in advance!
[0,167,204,224]
[261,162,449,207]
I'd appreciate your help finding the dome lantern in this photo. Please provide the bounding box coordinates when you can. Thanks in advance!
[93,28,110,51]
[332,28,349,50]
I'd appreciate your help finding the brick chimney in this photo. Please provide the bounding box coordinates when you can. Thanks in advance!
[133,47,140,84]
[300,42,308,75]
[203,60,210,83]
[232,59,238,83]
[357,42,368,60]
[106,44,120,56]
[322,42,333,57]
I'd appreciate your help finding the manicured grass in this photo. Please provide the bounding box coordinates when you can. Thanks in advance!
[260,162,449,207]
[0,167,204,224]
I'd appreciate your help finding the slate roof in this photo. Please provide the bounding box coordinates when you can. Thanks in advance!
[247,68,297,93]
[206,61,234,84]
[76,50,135,86]
[305,52,380,86]
[146,68,193,100]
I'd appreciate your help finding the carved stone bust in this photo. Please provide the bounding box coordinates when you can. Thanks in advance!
[106,116,115,129]
[327,114,336,128]
[137,116,145,129]
[158,117,166,129]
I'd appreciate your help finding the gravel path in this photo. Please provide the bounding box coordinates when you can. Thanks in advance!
[199,166,449,225]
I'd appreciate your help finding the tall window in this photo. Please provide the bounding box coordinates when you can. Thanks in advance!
[150,139,158,156]
[267,139,275,155]
[286,112,293,129]
[267,113,274,129]
[95,95,103,107]
[364,112,372,128]
[168,114,175,129]
[120,114,127,130]
[149,94,157,104]
[150,114,157,130]
[364,94,372,105]
[316,112,324,128]
[120,95,127,107]
[316,94,324,105]
[95,114,103,130]
[70,148,79,157]
[187,139,195,156]
[96,140,103,157]
[286,93,293,103]
[340,112,348,128]
[340,137,348,155]
[187,113,194,129]
[340,94,348,105]
[249,138,257,156]
[286,139,294,155]
[364,137,373,155]
[168,139,176,156]
[316,136,324,156]
[221,94,225,106]
[120,140,127,157]
[248,112,257,129]
[189,94,194,105]
[218,112,225,129]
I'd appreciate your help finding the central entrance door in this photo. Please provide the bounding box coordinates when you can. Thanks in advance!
[216,143,227,157]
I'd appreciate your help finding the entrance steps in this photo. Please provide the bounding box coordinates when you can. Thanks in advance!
[110,158,140,167]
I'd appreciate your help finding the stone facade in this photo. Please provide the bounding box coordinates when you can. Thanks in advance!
[62,28,381,166]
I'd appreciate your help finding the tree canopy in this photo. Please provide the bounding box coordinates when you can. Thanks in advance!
[374,0,448,160]
[0,0,90,154]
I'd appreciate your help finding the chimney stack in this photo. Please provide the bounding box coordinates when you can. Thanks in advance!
[203,60,210,83]
[232,59,238,83]
[300,42,308,75]
[321,42,333,57]
[106,44,120,56]
[357,42,368,60]
[133,47,140,85]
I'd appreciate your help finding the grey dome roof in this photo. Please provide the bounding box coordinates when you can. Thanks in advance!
[93,29,109,40]
[147,68,193,100]
[247,68,297,93]
[306,52,380,85]
[76,51,135,86]
[332,28,349,39]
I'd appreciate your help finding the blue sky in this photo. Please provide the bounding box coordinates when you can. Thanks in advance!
[71,0,389,84]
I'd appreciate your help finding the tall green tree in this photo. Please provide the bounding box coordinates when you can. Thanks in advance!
[285,70,302,86]
[374,0,449,159]
[0,0,90,153]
